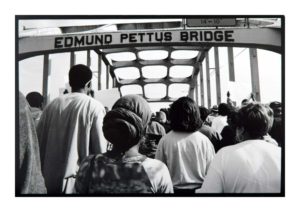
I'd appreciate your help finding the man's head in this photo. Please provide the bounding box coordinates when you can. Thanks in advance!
[155,111,167,124]
[26,92,43,109]
[269,101,282,117]
[69,64,92,93]
[211,105,218,114]
[218,103,230,116]
[236,103,274,141]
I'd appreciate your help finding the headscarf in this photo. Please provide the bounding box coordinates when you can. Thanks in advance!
[103,95,152,152]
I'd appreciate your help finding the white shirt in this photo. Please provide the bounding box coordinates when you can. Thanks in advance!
[155,131,215,189]
[37,93,107,194]
[211,115,228,137]
[142,158,174,193]
[197,140,281,193]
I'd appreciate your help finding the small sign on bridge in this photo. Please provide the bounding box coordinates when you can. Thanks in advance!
[186,18,236,27]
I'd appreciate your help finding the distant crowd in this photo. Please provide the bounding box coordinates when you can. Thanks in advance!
[17,64,282,195]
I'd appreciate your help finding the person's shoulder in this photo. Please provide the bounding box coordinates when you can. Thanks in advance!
[44,96,65,110]
[142,157,169,172]
[193,130,210,140]
[85,97,105,112]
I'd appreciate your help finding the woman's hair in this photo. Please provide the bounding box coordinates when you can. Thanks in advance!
[236,103,274,139]
[170,97,202,132]
[102,95,152,152]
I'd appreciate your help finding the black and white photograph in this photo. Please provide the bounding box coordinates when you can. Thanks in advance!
[15,16,285,197]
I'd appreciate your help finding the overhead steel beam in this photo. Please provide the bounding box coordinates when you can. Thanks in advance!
[116,77,191,86]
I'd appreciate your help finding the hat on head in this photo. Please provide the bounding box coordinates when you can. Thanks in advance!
[269,101,281,109]
[211,105,218,113]
[103,95,152,152]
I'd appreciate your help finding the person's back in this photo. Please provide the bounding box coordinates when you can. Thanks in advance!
[37,64,107,194]
[198,103,281,193]
[75,95,173,194]
[199,140,281,193]
[76,152,172,194]
[211,115,227,134]
[155,97,215,193]
[156,130,215,190]
[211,103,230,137]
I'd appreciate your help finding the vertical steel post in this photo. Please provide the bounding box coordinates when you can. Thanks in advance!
[214,47,221,105]
[43,54,51,106]
[228,47,235,81]
[70,51,75,67]
[199,63,205,106]
[106,65,110,89]
[195,72,199,105]
[87,50,91,67]
[249,48,261,102]
[98,54,102,90]
[205,52,211,108]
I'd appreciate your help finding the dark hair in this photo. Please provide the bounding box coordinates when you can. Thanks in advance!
[227,109,239,128]
[241,99,249,106]
[269,101,282,116]
[199,106,209,122]
[69,64,92,90]
[170,97,202,132]
[218,103,230,116]
[236,103,274,139]
[26,92,43,108]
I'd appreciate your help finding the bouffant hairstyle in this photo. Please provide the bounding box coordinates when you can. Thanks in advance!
[236,103,274,139]
[69,64,92,90]
[170,97,202,132]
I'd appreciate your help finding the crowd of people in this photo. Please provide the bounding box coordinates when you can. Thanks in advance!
[17,64,283,195]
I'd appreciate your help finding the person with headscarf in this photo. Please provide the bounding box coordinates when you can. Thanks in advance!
[197,103,281,193]
[17,92,46,194]
[155,97,215,194]
[75,95,173,194]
